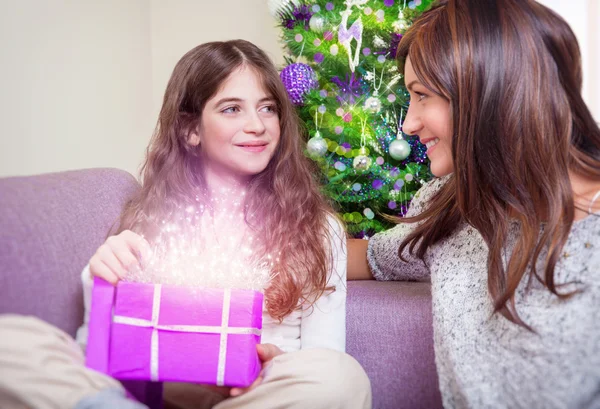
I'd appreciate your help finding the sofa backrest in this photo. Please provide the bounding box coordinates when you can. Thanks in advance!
[0,168,140,337]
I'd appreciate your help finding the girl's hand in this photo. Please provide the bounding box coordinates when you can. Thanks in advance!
[89,230,151,285]
[199,384,232,397]
[229,343,284,397]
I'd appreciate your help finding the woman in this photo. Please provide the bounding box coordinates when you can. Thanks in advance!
[348,1,600,408]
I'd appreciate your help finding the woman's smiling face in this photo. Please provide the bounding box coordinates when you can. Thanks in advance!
[402,57,454,177]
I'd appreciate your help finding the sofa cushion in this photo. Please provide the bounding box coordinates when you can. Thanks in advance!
[0,168,443,409]
[0,168,140,337]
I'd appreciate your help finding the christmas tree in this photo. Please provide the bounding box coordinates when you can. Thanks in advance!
[271,0,435,238]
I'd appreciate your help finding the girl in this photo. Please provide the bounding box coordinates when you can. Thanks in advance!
[348,0,600,408]
[77,40,371,409]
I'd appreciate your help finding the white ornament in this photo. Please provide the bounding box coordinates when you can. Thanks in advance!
[309,15,325,32]
[353,155,372,171]
[307,133,328,157]
[392,9,407,31]
[389,139,411,161]
[364,96,382,113]
[338,0,369,72]
[353,147,372,170]
[373,35,387,47]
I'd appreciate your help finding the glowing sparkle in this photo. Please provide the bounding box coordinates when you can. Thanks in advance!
[125,187,272,291]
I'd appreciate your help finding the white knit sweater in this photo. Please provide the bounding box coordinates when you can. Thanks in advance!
[368,176,600,409]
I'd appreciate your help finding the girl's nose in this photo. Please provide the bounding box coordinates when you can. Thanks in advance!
[244,112,266,135]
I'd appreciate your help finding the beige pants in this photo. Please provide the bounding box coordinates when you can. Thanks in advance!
[0,315,372,409]
[0,314,128,409]
[164,348,372,409]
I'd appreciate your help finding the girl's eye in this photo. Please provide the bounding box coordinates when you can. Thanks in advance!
[222,106,240,114]
[260,105,277,114]
[415,92,426,101]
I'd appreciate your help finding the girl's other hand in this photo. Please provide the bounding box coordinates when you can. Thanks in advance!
[229,343,284,397]
[89,230,152,285]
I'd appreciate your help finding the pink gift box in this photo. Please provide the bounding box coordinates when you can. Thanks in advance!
[86,277,263,388]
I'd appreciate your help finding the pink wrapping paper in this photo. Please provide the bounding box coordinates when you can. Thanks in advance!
[86,277,263,387]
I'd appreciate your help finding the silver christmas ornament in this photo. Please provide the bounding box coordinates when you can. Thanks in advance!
[307,132,328,157]
[364,96,382,113]
[389,139,411,161]
[353,147,372,171]
[309,15,325,32]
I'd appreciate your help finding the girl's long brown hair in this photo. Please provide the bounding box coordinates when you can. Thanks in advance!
[397,0,600,327]
[116,40,335,321]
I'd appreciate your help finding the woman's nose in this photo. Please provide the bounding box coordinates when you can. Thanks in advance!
[401,105,421,136]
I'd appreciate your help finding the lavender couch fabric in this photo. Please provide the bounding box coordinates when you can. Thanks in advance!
[0,168,443,409]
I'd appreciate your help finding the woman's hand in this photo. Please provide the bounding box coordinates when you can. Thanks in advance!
[89,230,151,285]
[229,343,284,397]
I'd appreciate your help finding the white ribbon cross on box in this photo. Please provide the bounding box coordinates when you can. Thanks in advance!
[113,285,262,385]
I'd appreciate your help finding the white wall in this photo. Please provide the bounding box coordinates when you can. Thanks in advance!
[537,0,600,122]
[150,0,284,120]
[0,0,153,178]
[0,0,283,178]
[0,1,597,178]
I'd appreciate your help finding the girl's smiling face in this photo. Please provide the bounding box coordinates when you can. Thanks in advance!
[191,66,281,186]
[402,57,454,177]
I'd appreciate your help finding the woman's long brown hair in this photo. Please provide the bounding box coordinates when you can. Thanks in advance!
[116,40,335,321]
[397,0,600,327]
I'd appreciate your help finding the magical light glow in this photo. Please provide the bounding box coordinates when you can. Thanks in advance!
[126,188,275,291]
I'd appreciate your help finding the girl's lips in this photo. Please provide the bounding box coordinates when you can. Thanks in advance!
[238,144,267,153]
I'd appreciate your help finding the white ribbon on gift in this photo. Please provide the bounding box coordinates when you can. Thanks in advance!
[112,285,262,385]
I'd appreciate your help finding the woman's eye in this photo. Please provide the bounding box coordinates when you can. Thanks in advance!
[415,92,426,101]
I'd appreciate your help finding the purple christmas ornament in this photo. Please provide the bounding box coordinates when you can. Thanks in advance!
[280,63,318,106]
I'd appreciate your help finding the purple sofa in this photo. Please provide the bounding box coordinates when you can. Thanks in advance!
[0,168,442,409]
